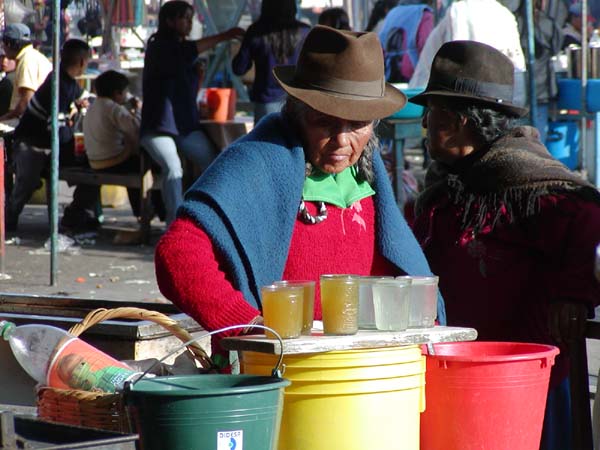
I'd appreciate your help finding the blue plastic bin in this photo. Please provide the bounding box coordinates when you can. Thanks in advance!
[545,120,579,170]
[587,79,600,112]
[557,78,600,112]
[557,79,583,110]
[388,87,425,119]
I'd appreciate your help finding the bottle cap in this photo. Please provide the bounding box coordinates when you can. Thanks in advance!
[0,320,15,340]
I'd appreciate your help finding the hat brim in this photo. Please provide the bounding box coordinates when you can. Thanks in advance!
[409,90,529,118]
[273,65,407,121]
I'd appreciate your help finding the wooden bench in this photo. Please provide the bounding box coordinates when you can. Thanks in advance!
[56,152,161,243]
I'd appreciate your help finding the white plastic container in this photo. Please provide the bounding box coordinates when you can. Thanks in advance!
[401,275,439,328]
[357,276,393,329]
[372,278,412,331]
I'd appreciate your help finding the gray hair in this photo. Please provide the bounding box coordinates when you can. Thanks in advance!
[282,97,378,184]
[437,98,515,144]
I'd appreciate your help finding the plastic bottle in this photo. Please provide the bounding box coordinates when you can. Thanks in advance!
[0,321,141,393]
[72,108,87,162]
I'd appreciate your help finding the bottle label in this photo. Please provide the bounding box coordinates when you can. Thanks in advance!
[47,337,138,393]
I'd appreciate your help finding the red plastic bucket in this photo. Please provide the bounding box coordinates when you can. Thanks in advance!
[421,341,559,450]
[206,88,237,123]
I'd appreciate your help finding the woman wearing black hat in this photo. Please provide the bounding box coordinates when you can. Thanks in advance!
[411,40,600,450]
[155,26,444,367]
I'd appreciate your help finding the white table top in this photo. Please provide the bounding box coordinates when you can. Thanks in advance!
[221,326,478,355]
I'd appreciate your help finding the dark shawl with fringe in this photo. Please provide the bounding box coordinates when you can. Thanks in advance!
[415,126,600,234]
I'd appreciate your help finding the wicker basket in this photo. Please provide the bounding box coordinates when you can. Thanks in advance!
[36,307,212,432]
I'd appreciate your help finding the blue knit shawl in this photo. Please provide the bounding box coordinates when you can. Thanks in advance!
[179,113,446,324]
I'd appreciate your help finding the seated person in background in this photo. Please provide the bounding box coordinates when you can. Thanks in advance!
[84,70,163,220]
[5,39,98,233]
[0,23,51,121]
[410,41,600,450]
[83,70,143,217]
[84,70,140,172]
[0,49,15,116]
[318,7,351,30]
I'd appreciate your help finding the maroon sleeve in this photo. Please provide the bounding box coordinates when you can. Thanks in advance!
[155,217,261,335]
[535,194,600,314]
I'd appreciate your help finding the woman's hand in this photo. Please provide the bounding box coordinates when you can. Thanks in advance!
[196,27,245,54]
[549,301,588,344]
[225,27,245,41]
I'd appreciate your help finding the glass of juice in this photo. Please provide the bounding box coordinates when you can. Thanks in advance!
[261,284,304,339]
[274,280,315,335]
[320,275,359,335]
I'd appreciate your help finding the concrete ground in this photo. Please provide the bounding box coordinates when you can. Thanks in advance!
[1,182,168,303]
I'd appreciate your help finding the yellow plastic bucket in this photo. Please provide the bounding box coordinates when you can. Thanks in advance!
[240,345,425,450]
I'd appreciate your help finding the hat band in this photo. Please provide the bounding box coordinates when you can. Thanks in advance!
[433,74,513,103]
[295,72,385,99]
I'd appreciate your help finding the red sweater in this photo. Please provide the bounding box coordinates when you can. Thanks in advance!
[155,197,400,338]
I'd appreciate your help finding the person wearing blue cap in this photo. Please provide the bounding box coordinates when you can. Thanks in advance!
[0,23,51,121]
[563,2,587,48]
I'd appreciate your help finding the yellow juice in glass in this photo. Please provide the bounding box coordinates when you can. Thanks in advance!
[275,280,315,335]
[320,275,359,335]
[261,285,304,339]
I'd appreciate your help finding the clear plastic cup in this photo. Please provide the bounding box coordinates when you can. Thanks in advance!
[274,280,315,335]
[372,278,412,331]
[320,275,359,335]
[400,275,439,328]
[261,284,304,339]
[358,276,394,329]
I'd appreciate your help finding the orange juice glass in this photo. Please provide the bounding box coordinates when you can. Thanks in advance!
[320,275,359,335]
[274,280,315,335]
[261,284,304,339]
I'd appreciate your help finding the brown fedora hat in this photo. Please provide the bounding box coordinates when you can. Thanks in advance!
[273,25,407,121]
[409,40,528,118]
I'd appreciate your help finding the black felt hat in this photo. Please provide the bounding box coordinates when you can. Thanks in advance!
[409,40,528,118]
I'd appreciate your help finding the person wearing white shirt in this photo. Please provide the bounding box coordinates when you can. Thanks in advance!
[408,0,526,90]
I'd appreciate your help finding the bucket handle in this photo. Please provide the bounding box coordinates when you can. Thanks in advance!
[130,324,286,386]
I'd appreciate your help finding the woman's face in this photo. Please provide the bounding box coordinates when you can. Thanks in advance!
[301,108,373,174]
[167,8,193,38]
[422,100,462,164]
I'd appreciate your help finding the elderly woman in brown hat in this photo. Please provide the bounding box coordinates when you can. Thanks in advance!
[410,40,600,450]
[154,25,443,367]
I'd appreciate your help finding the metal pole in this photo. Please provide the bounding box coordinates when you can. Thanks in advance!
[525,0,538,126]
[582,0,589,175]
[0,137,5,277]
[49,0,61,286]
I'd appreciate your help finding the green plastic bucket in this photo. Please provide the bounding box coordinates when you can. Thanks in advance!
[125,374,290,450]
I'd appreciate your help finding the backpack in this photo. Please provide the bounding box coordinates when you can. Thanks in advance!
[379,4,433,83]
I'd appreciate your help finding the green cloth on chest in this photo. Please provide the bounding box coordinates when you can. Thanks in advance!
[302,166,375,208]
